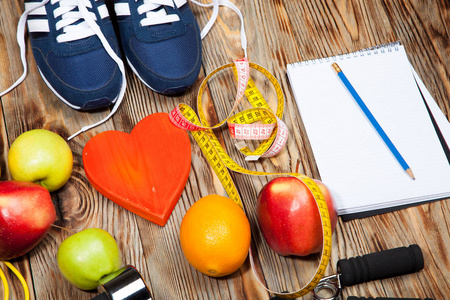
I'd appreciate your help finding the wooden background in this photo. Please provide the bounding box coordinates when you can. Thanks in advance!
[0,0,449,299]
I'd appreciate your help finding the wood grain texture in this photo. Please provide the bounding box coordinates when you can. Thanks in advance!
[0,0,449,299]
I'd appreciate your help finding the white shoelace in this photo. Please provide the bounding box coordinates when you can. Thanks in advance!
[1,0,247,140]
[137,0,181,26]
[55,0,99,42]
[191,0,247,57]
[68,0,126,140]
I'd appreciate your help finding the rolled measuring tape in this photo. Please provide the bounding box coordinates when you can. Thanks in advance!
[169,57,332,298]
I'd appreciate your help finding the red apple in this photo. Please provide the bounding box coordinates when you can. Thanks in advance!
[256,177,338,256]
[0,181,56,260]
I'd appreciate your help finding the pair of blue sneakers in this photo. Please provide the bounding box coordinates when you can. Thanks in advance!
[22,0,202,111]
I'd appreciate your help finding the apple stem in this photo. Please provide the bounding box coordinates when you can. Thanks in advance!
[51,224,74,234]
[295,158,300,174]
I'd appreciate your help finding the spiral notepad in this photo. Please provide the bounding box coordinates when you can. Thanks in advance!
[287,42,450,219]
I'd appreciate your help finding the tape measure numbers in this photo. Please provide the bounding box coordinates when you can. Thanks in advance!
[170,58,332,298]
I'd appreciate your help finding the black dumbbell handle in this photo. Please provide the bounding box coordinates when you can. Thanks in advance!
[89,266,152,300]
[347,297,433,300]
[337,244,424,286]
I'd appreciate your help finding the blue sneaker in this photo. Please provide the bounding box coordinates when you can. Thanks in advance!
[23,0,125,110]
[113,0,202,94]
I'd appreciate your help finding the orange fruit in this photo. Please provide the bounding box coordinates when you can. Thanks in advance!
[180,194,251,277]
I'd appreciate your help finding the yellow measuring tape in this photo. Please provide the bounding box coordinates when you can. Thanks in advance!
[170,58,332,298]
[0,261,30,300]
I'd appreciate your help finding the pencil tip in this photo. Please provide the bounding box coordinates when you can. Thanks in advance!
[406,168,415,180]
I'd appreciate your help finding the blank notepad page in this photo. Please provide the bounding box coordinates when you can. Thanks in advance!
[287,43,450,215]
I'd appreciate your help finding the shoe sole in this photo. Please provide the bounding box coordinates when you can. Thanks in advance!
[38,68,119,111]
[126,58,189,94]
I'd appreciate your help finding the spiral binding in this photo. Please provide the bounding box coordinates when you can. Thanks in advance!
[289,41,401,68]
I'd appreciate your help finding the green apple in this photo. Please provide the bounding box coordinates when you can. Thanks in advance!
[57,228,122,290]
[8,129,73,192]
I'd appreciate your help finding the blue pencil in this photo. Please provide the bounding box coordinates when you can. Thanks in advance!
[332,63,415,180]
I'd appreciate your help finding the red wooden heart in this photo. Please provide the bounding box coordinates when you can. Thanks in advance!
[82,113,191,226]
